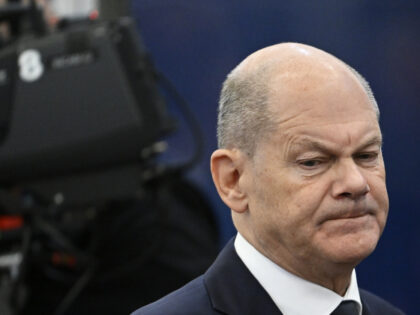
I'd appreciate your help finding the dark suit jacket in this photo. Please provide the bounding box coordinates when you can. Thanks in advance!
[131,238,405,315]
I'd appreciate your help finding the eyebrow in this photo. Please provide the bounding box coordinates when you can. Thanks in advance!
[356,136,383,151]
[290,135,383,154]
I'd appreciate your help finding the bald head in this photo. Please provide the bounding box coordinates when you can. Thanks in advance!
[217,43,379,155]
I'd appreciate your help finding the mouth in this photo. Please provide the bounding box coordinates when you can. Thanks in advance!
[339,211,370,219]
[322,208,374,223]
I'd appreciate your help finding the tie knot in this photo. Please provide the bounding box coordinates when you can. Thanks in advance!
[330,300,359,315]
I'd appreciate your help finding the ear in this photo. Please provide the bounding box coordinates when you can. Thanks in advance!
[210,149,249,213]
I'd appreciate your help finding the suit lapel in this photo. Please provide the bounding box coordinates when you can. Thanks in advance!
[362,301,372,315]
[360,290,373,315]
[204,238,282,315]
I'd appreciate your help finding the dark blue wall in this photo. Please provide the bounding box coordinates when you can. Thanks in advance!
[131,1,419,313]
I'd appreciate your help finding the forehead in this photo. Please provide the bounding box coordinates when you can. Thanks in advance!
[257,61,381,154]
[266,58,377,127]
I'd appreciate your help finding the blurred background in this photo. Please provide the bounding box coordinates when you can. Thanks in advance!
[0,0,418,314]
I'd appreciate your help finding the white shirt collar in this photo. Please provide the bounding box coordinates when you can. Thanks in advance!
[234,233,362,315]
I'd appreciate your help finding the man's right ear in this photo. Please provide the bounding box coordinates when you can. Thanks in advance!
[210,149,249,213]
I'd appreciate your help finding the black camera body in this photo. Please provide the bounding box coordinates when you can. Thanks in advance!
[0,8,218,315]
[0,17,173,205]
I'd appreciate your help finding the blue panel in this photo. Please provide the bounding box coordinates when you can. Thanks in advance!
[131,1,419,313]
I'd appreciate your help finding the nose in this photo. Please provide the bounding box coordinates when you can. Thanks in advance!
[331,159,370,200]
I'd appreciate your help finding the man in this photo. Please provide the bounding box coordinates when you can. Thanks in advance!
[131,43,405,315]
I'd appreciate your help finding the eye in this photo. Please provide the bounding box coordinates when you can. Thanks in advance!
[297,159,324,170]
[355,152,379,164]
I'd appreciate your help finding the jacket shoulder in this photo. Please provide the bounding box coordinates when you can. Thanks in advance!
[130,276,216,315]
[360,289,406,315]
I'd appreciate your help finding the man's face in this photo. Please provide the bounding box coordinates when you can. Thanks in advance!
[240,67,389,275]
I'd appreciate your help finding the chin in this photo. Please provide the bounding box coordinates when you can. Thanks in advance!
[323,232,381,266]
[332,247,376,265]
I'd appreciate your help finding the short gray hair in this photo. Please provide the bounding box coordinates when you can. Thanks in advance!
[217,63,277,156]
[346,65,380,119]
[217,61,379,156]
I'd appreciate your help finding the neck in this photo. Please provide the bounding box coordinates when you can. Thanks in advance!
[297,264,353,296]
[243,232,355,296]
[273,252,353,295]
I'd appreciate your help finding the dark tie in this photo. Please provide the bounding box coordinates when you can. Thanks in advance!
[330,300,359,315]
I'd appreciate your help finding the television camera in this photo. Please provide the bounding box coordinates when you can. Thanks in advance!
[0,2,216,315]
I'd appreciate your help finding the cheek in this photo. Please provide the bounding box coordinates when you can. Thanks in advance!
[367,167,388,203]
[369,176,389,229]
[249,160,330,233]
[248,173,294,229]
[274,183,329,255]
[285,178,330,221]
